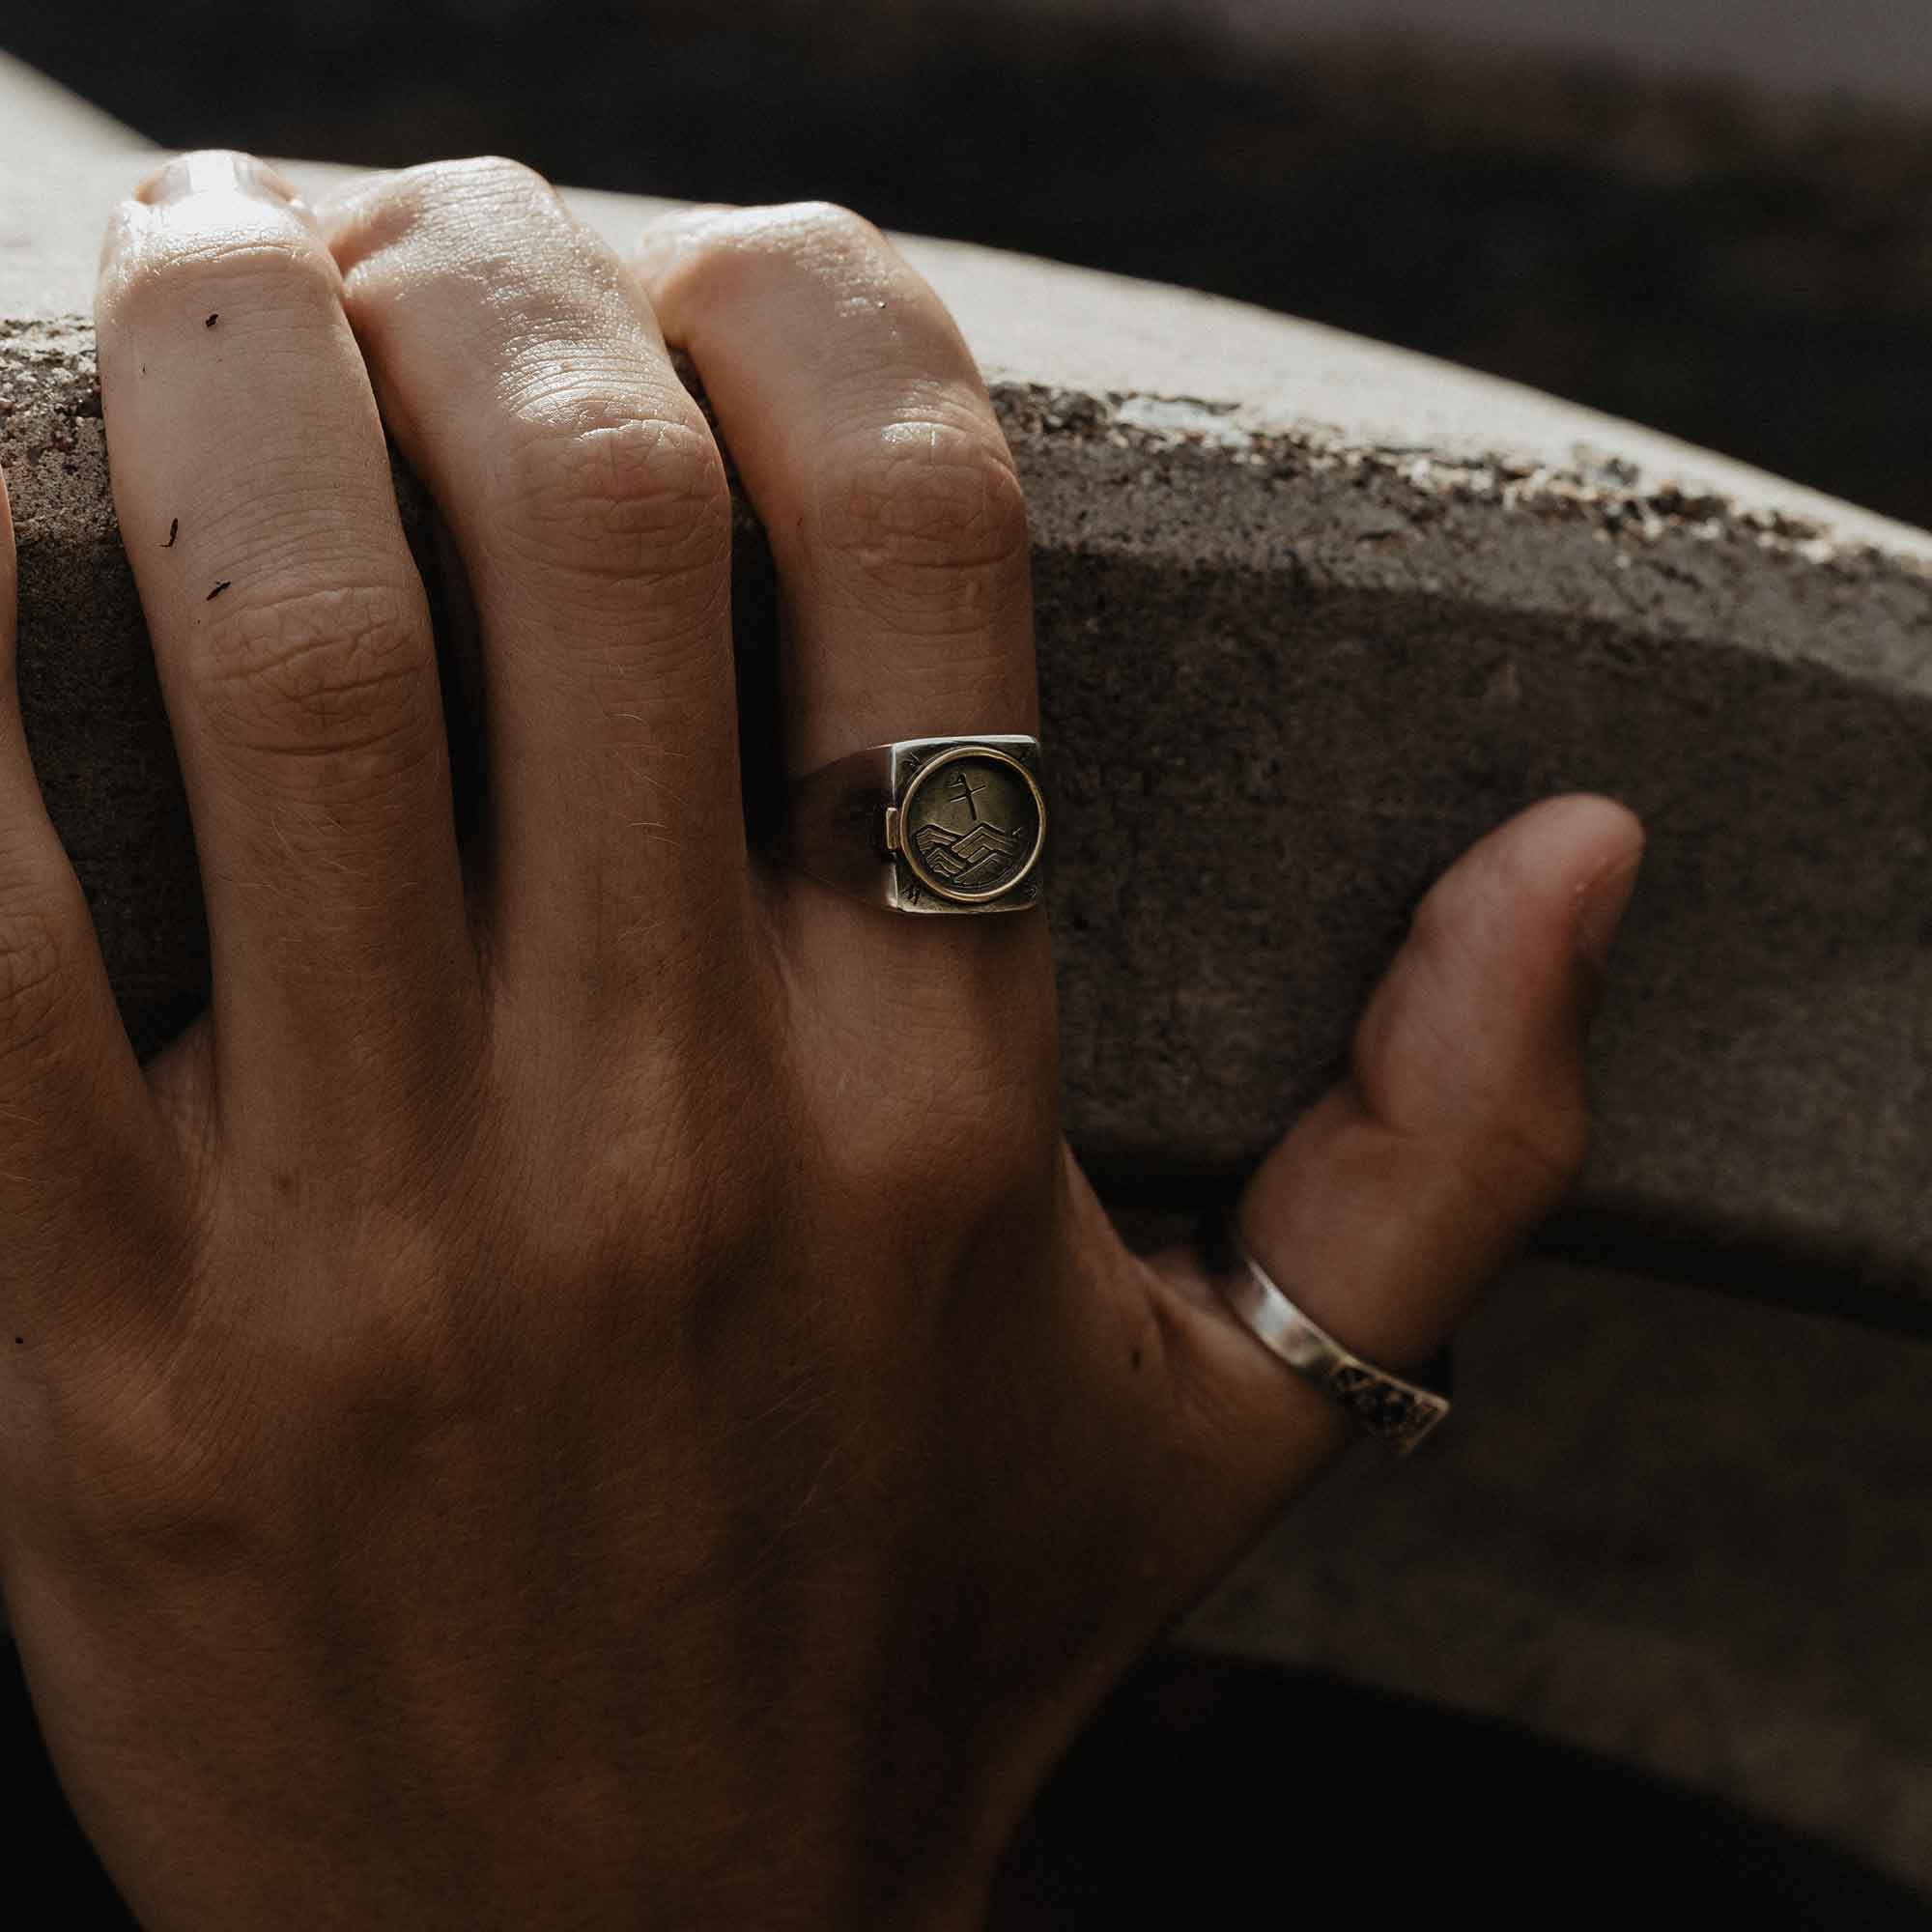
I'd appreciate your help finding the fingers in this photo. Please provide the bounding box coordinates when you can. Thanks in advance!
[632,202,1047,1040]
[95,152,480,1151]
[1137,793,1645,1554]
[0,469,172,1306]
[634,202,1037,780]
[317,160,751,1035]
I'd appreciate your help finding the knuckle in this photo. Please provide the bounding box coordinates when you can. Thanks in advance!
[191,580,434,777]
[500,401,730,596]
[44,1309,261,1565]
[776,198,883,246]
[311,1195,490,1410]
[743,200,888,278]
[62,1208,484,1564]
[332,156,570,296]
[810,417,1030,633]
[680,199,885,285]
[374,153,559,234]
[415,153,555,211]
[649,201,912,328]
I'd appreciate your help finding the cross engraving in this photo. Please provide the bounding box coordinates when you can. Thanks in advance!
[950,769,990,823]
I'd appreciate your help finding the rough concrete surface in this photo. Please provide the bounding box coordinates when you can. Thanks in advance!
[6,154,1931,1331]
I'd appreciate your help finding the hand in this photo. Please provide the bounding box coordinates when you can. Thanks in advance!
[0,150,1643,1929]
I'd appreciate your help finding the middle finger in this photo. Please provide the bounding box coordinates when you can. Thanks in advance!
[319,159,752,1035]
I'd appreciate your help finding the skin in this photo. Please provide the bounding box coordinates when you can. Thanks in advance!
[0,150,1645,1928]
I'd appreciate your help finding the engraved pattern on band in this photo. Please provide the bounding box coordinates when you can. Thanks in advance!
[1208,1217,1451,1455]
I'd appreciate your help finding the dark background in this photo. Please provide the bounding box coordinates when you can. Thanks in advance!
[8,1637,1932,1930]
[4,4,1930,1923]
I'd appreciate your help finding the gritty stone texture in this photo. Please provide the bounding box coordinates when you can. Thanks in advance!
[7,260,1930,1330]
[7,147,1932,1341]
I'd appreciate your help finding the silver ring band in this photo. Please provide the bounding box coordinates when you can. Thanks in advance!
[780,734,1047,915]
[1204,1214,1451,1455]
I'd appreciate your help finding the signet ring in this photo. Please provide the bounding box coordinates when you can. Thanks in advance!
[779,735,1048,915]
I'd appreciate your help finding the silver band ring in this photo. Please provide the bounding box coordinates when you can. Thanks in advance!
[780,735,1047,915]
[1201,1213,1451,1455]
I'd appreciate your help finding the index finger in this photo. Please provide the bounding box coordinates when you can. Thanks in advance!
[95,152,481,1157]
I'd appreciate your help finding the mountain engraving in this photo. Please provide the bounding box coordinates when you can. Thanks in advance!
[913,816,1026,889]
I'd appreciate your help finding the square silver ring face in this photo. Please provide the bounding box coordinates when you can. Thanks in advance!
[883,737,1047,914]
[780,735,1048,915]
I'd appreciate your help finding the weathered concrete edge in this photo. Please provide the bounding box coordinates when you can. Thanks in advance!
[576,177,1932,569]
[4,95,1930,1325]
[9,131,1932,570]
[0,51,145,162]
[8,110,1931,589]
[8,310,1930,1330]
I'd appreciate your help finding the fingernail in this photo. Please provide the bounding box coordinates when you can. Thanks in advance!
[1576,846,1644,973]
[134,150,303,212]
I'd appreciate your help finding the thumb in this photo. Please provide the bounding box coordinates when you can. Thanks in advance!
[1141,790,1645,1541]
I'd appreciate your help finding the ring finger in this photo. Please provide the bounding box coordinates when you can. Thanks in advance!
[633,202,1044,1022]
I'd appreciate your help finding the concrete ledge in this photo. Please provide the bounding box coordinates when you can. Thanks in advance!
[8,156,1930,1329]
